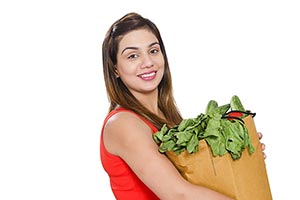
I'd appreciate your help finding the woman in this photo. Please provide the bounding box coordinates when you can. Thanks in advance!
[100,12,265,200]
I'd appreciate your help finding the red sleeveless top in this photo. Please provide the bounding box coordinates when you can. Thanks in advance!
[100,107,160,200]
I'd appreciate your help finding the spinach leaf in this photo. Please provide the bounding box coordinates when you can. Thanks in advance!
[153,95,255,160]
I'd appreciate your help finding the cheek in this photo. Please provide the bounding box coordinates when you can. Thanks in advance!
[154,55,165,68]
[117,65,137,78]
[116,62,135,76]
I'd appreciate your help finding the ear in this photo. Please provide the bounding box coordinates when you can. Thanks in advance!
[113,65,120,78]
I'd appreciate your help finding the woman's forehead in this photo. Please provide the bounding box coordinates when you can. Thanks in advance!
[118,29,158,50]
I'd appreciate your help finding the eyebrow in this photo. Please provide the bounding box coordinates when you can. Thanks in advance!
[121,42,160,55]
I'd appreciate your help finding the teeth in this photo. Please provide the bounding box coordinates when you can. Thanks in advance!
[141,72,155,78]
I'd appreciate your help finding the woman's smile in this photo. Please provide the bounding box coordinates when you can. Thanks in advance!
[138,71,157,81]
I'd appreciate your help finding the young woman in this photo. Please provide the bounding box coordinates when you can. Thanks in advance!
[100,12,265,200]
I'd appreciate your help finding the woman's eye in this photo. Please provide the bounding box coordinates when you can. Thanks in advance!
[128,54,138,59]
[150,49,159,54]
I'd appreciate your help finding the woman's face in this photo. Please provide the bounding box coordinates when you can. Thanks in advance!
[115,29,165,97]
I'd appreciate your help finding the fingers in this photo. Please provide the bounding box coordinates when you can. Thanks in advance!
[257,132,263,140]
[261,143,267,159]
[261,143,265,151]
[257,132,267,159]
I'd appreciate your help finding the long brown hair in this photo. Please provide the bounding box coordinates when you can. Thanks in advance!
[102,12,182,129]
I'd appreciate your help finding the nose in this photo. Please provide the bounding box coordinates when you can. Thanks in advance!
[141,54,154,68]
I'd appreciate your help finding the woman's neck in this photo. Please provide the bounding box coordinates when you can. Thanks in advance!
[132,89,160,115]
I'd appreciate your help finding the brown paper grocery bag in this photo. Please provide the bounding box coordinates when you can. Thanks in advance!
[166,115,272,200]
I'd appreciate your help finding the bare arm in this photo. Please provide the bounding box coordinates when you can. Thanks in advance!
[103,112,233,200]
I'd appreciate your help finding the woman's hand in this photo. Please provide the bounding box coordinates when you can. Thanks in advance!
[257,132,266,159]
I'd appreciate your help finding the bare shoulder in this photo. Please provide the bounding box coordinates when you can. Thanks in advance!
[103,111,154,155]
[105,111,151,135]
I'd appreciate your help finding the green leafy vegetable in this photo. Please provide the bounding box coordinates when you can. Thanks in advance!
[231,95,245,111]
[153,95,255,160]
[206,100,218,115]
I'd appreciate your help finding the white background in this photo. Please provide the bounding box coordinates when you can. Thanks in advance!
[0,0,299,199]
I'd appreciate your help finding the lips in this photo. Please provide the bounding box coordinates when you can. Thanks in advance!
[138,71,157,81]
